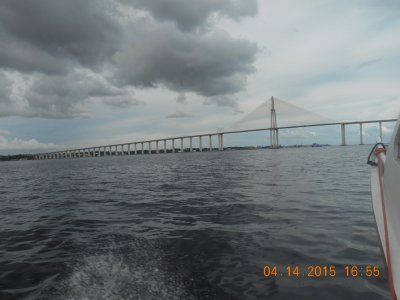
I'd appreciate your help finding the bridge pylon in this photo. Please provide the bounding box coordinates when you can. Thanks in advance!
[270,96,279,149]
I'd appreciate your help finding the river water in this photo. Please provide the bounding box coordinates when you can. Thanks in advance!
[0,146,390,299]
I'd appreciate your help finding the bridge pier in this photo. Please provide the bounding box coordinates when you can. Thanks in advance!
[199,136,202,152]
[190,137,193,152]
[341,124,346,146]
[360,123,363,145]
[156,141,159,153]
[148,141,151,154]
[172,139,175,153]
[180,138,184,152]
[218,133,224,151]
[209,135,212,151]
[163,140,166,153]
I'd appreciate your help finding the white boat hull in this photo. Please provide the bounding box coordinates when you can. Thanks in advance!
[370,116,400,299]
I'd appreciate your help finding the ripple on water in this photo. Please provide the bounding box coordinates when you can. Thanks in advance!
[0,147,391,299]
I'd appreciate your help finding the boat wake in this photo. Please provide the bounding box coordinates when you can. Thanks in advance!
[41,241,193,300]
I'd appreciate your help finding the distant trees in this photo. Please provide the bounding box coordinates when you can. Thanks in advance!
[0,154,35,161]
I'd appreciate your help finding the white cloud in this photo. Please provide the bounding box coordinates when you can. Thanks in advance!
[0,133,58,151]
[165,108,193,118]
[280,129,319,140]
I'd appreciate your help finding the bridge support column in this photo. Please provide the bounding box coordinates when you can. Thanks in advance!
[209,135,212,151]
[199,136,202,152]
[141,142,144,154]
[379,122,383,141]
[341,124,346,146]
[359,123,364,145]
[156,141,159,153]
[172,139,175,153]
[270,97,279,149]
[190,137,193,152]
[134,143,137,154]
[163,140,166,153]
[219,134,224,151]
[180,138,183,152]
[128,144,130,155]
[121,145,124,155]
[148,142,151,154]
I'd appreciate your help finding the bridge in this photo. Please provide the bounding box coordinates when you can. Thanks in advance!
[34,97,397,160]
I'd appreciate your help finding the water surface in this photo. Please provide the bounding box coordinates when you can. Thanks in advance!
[0,146,390,299]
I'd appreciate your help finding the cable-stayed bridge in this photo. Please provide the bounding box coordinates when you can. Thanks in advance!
[34,97,397,160]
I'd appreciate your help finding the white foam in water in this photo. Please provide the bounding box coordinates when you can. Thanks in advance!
[57,253,192,300]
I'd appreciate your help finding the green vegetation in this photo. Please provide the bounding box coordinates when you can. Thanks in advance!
[0,154,35,161]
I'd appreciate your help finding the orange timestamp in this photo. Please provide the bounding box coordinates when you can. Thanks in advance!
[263,265,382,278]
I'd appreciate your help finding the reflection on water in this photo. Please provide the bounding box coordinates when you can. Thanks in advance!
[0,146,390,299]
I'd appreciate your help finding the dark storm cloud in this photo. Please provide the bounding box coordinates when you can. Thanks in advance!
[23,72,131,118]
[121,0,258,31]
[176,93,187,104]
[0,0,258,118]
[0,72,12,104]
[114,21,258,97]
[0,30,71,75]
[0,0,120,73]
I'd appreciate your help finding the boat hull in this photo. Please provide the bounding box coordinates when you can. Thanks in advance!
[370,117,400,299]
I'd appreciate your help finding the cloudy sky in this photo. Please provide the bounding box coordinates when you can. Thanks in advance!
[0,0,399,154]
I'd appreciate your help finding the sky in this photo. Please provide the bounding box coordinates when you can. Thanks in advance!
[0,0,399,154]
